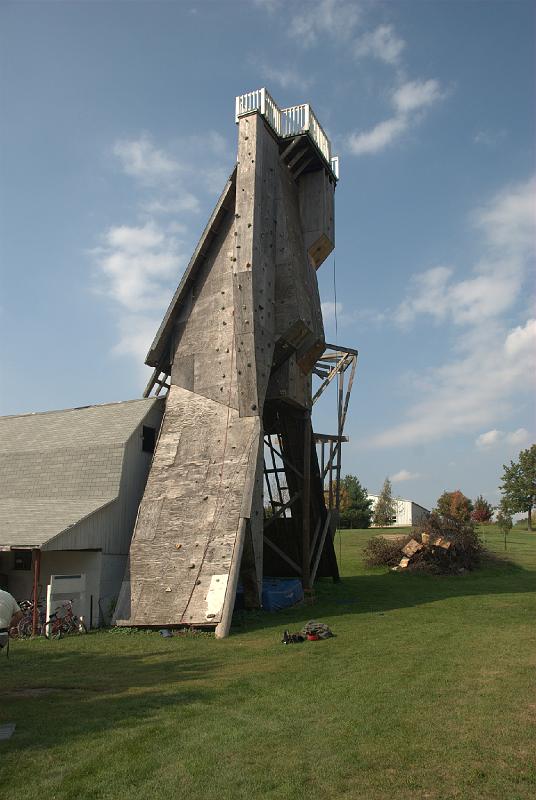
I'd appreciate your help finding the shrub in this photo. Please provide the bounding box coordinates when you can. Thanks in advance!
[362,534,412,567]
[411,512,484,572]
[472,495,494,523]
[435,490,473,523]
[362,513,485,573]
[339,509,373,529]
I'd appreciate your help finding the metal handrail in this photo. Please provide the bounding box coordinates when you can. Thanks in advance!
[235,88,339,179]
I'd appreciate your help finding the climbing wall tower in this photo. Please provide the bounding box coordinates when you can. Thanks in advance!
[115,89,344,636]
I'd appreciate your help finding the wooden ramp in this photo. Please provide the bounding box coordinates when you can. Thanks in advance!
[114,385,263,629]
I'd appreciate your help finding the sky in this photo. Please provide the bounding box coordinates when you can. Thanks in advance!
[1,0,534,510]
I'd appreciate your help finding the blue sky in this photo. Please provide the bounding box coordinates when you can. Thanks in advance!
[1,0,534,510]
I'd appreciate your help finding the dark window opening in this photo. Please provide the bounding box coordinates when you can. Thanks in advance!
[142,426,156,453]
[13,550,32,570]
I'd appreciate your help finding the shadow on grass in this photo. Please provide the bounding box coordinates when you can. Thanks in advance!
[0,643,223,757]
[234,557,536,633]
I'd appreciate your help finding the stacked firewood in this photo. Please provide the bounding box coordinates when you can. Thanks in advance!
[392,532,453,572]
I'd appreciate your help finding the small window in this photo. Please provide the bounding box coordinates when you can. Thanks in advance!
[13,550,32,570]
[142,425,156,453]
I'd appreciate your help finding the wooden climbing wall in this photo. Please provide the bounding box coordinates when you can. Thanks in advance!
[116,104,337,632]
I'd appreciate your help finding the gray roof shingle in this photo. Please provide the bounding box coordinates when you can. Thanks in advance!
[0,398,161,549]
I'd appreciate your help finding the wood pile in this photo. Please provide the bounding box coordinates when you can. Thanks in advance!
[391,534,452,571]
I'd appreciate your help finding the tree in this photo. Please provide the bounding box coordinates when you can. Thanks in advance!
[500,444,536,531]
[373,477,397,527]
[471,495,494,524]
[435,490,473,524]
[337,475,373,529]
[496,505,513,551]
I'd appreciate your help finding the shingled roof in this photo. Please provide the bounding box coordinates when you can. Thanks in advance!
[0,398,161,549]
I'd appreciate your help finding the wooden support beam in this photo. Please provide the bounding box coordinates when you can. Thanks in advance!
[267,436,286,508]
[324,342,359,356]
[264,493,300,529]
[280,136,302,162]
[263,458,276,511]
[292,155,314,180]
[314,433,349,444]
[310,512,331,584]
[302,410,311,590]
[309,517,322,561]
[264,436,303,480]
[287,147,309,171]
[263,535,302,574]
[31,548,41,637]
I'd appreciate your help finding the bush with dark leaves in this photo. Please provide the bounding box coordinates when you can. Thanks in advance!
[362,534,412,567]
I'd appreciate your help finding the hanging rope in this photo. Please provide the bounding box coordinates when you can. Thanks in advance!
[332,256,343,571]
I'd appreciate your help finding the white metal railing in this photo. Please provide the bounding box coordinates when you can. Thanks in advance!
[330,156,339,180]
[235,88,339,179]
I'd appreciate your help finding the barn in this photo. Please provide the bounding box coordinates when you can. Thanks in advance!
[0,398,163,627]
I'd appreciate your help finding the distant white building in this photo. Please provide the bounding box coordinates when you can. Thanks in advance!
[367,495,430,528]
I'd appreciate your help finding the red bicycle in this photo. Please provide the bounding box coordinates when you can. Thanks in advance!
[45,600,87,639]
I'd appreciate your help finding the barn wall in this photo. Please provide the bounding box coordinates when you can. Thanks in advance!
[40,549,102,628]
[0,551,33,599]
[43,403,164,555]
[411,503,430,526]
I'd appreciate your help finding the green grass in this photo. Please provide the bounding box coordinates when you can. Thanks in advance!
[1,528,535,800]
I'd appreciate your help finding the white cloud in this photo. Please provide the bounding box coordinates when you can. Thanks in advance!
[390,469,421,482]
[354,24,405,65]
[372,317,536,448]
[288,0,360,48]
[112,314,161,363]
[113,135,181,184]
[368,175,535,448]
[394,177,535,328]
[252,0,281,11]
[506,428,531,446]
[475,429,503,449]
[142,195,200,215]
[392,79,442,113]
[321,301,344,323]
[94,129,233,373]
[94,221,185,313]
[474,176,535,253]
[255,61,313,91]
[347,78,444,155]
[476,428,531,449]
[113,131,231,206]
[474,129,507,147]
[348,115,408,156]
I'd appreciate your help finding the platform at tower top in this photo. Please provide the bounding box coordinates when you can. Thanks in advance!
[235,88,339,180]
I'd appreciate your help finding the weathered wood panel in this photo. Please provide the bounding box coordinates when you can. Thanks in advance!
[115,386,262,626]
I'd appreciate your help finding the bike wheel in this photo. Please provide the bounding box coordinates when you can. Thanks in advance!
[45,620,62,640]
[66,617,87,635]
[17,619,33,639]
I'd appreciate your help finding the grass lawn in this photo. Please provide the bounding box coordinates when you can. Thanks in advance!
[1,528,535,800]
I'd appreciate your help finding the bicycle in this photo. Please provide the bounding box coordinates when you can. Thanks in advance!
[12,599,46,639]
[45,600,88,639]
